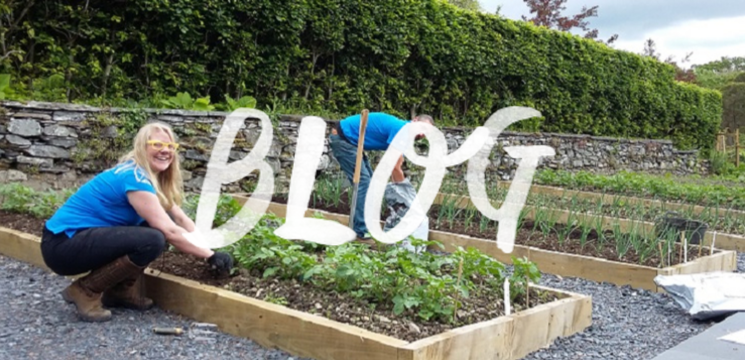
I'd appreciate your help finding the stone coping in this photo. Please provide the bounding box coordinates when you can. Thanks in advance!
[1,100,683,147]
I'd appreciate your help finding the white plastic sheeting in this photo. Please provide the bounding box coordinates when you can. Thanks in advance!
[654,272,745,320]
[382,178,429,254]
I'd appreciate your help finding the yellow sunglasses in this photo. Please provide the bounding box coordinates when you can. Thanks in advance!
[147,140,180,151]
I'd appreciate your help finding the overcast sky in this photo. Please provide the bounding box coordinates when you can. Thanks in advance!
[477,0,745,67]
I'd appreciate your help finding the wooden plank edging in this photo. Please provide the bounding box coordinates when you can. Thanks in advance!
[234,197,738,293]
[497,182,745,218]
[0,226,592,360]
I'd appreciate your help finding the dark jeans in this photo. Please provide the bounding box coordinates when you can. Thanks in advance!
[329,133,373,238]
[41,223,166,276]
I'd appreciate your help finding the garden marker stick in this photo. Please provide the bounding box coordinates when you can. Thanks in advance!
[504,279,511,316]
[679,232,684,262]
[348,109,369,231]
[711,232,717,255]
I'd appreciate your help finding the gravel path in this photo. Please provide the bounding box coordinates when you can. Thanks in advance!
[0,254,306,360]
[522,251,745,360]
[521,275,712,360]
[3,252,744,360]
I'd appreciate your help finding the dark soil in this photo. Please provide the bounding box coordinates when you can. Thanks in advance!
[0,210,45,237]
[271,193,711,268]
[534,198,745,235]
[0,210,554,343]
[302,192,355,217]
[148,250,554,342]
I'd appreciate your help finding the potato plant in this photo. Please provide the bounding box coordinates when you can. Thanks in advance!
[187,194,540,324]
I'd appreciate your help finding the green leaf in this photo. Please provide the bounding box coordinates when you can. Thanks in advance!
[392,295,406,315]
[263,267,280,278]
[0,74,10,90]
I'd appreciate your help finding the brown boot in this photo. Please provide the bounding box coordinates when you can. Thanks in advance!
[61,280,111,322]
[102,271,154,310]
[61,255,143,322]
[355,236,376,246]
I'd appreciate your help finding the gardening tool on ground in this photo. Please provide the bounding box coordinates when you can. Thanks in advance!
[153,327,184,336]
[348,109,369,233]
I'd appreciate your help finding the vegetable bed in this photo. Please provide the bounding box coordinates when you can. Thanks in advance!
[439,181,745,237]
[249,193,737,292]
[0,208,592,360]
[270,192,725,269]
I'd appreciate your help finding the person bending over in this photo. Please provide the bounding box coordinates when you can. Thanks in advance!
[41,122,232,322]
[329,112,434,244]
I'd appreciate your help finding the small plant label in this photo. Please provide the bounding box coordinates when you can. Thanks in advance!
[190,106,555,255]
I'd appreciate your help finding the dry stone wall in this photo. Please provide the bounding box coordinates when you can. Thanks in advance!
[0,101,708,193]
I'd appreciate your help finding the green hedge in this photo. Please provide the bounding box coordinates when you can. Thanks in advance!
[1,0,721,151]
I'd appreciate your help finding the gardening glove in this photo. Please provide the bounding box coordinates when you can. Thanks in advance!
[207,252,234,273]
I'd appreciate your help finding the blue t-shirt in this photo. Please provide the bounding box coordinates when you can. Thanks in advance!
[339,112,408,151]
[45,161,157,238]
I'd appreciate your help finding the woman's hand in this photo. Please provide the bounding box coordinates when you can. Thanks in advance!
[207,252,234,273]
[182,229,234,274]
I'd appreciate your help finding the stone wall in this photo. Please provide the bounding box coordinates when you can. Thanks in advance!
[0,100,708,193]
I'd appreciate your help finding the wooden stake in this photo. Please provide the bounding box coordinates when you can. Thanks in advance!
[667,238,671,267]
[711,232,717,256]
[679,232,683,263]
[723,133,727,153]
[503,279,511,316]
[736,129,740,167]
[454,258,464,322]
[658,242,664,267]
[348,110,369,231]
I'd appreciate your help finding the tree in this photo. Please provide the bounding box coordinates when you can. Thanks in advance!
[448,0,482,12]
[642,38,696,83]
[692,57,745,90]
[521,0,618,44]
[721,80,745,132]
[694,56,745,74]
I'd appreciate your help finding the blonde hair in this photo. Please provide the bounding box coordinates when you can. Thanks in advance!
[117,122,184,210]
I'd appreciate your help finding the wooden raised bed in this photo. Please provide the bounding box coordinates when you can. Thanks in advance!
[429,192,745,252]
[236,196,738,293]
[495,182,745,218]
[490,183,745,251]
[0,226,592,360]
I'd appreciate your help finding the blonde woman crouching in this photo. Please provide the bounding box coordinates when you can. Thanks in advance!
[41,122,233,322]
